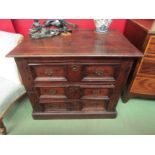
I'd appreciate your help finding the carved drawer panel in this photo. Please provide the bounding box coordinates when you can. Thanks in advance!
[40,99,107,112]
[146,36,155,55]
[37,85,82,100]
[82,63,120,82]
[131,76,155,95]
[29,64,67,82]
[65,84,114,99]
[37,84,114,101]
[81,100,107,112]
[65,86,81,99]
[40,100,82,112]
[38,87,67,99]
[80,84,114,100]
[43,102,68,112]
[138,57,155,77]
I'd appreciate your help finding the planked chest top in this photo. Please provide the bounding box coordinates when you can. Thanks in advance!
[7,30,142,119]
[7,30,142,58]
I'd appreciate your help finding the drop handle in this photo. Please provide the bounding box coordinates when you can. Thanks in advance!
[95,70,104,76]
[45,70,53,76]
[71,65,78,71]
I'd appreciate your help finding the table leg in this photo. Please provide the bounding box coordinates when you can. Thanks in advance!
[0,118,7,135]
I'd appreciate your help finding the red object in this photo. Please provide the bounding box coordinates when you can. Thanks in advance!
[0,19,127,36]
[109,19,127,33]
[0,19,15,32]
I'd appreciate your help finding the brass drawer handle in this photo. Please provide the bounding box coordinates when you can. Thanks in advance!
[45,70,53,76]
[72,65,78,71]
[49,89,57,95]
[95,70,103,76]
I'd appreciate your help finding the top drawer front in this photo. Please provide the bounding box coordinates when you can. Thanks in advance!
[28,61,121,82]
[146,36,155,55]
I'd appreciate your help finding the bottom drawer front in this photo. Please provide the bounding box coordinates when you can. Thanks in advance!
[131,76,155,95]
[81,100,107,112]
[40,99,108,112]
[43,102,68,112]
[41,101,82,112]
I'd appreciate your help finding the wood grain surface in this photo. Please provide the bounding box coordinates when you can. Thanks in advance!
[7,30,142,118]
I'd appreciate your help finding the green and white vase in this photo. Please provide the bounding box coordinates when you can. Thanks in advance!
[94,19,112,33]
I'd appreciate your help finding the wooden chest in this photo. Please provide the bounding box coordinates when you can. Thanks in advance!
[123,20,155,102]
[7,30,142,119]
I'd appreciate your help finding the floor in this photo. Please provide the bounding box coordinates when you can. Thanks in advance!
[3,96,155,135]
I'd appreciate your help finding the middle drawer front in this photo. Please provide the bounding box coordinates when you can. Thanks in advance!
[36,84,114,99]
[36,84,115,100]
[29,62,121,82]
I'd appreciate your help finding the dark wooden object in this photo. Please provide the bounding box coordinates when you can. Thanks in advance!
[0,118,6,135]
[122,20,155,102]
[7,30,142,119]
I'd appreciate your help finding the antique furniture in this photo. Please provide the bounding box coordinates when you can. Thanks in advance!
[7,30,142,119]
[122,19,155,102]
[0,31,26,135]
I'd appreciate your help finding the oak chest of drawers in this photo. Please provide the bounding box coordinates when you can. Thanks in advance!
[123,20,155,102]
[7,30,142,119]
